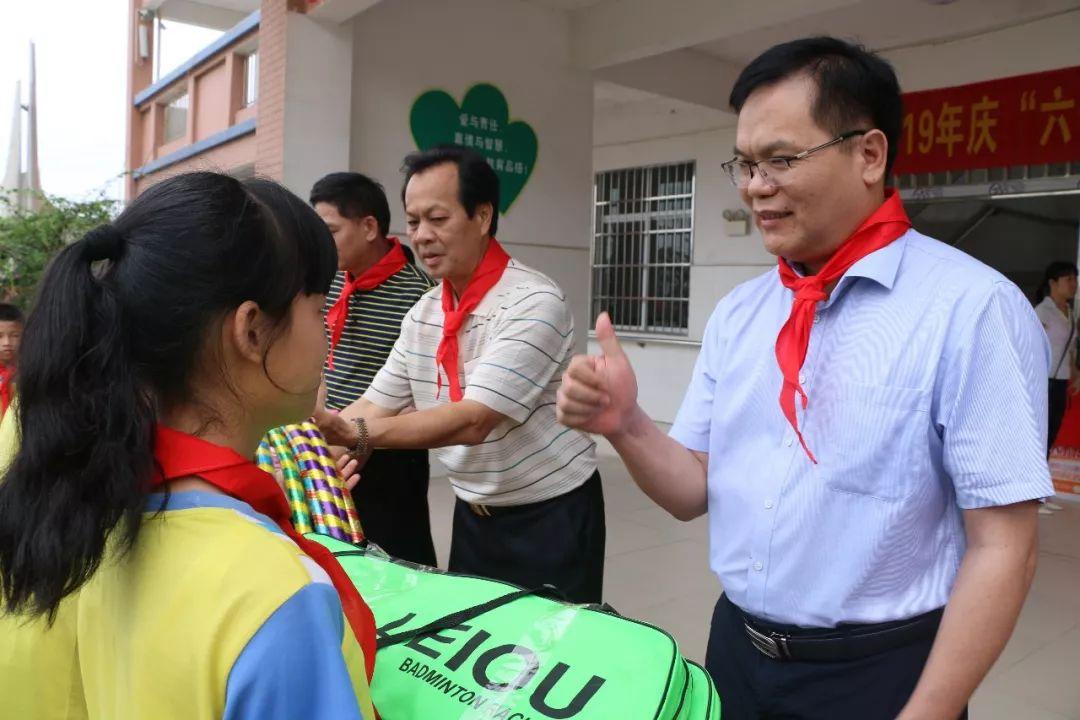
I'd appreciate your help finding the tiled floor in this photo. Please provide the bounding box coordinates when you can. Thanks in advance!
[427,455,1080,719]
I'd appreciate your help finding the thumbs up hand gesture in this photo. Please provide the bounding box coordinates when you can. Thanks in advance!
[557,312,639,437]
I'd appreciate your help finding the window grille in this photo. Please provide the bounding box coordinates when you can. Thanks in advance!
[591,161,695,335]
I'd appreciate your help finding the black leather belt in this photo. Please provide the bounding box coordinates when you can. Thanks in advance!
[463,473,600,518]
[731,597,944,662]
[466,496,548,517]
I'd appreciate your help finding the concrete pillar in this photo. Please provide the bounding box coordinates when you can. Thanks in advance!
[255,0,288,181]
[280,14,352,196]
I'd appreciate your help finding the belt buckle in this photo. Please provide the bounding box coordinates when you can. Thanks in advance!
[744,622,791,661]
[469,503,492,517]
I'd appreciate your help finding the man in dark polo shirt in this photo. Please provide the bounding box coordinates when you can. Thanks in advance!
[312,172,437,566]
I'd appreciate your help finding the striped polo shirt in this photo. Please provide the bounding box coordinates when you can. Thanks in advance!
[323,261,433,411]
[365,258,597,506]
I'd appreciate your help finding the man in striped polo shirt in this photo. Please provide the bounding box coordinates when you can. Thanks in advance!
[316,147,604,603]
[311,172,437,566]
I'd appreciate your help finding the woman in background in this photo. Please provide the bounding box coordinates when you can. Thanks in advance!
[1033,260,1076,514]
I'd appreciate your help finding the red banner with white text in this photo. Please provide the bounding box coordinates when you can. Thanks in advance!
[894,66,1080,175]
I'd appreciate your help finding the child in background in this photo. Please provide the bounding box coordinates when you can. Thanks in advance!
[0,303,22,421]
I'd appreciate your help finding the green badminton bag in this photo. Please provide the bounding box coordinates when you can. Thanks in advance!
[308,534,721,720]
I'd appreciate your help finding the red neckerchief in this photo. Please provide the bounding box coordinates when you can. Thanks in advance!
[775,189,911,462]
[0,363,13,419]
[436,238,511,401]
[325,238,408,370]
[152,425,377,681]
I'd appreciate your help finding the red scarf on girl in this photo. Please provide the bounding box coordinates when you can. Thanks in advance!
[436,238,511,401]
[151,426,377,680]
[325,238,408,370]
[775,190,911,462]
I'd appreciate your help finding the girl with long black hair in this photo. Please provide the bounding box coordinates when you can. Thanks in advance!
[0,172,376,719]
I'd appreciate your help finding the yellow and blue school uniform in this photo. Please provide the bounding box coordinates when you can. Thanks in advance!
[0,399,84,720]
[1,490,373,719]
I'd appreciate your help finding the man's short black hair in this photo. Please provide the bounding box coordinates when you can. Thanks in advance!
[309,172,391,237]
[729,36,903,178]
[401,145,500,237]
[0,303,23,324]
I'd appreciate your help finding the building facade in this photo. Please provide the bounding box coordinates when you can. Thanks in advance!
[125,0,1080,493]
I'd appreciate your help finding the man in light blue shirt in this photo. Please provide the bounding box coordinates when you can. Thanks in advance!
[557,37,1051,720]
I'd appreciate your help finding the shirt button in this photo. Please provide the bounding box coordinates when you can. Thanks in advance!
[764,499,774,509]
[798,373,807,385]
[813,312,821,325]
[785,436,794,447]
[753,561,764,572]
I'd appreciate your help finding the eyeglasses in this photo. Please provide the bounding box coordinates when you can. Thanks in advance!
[721,130,870,189]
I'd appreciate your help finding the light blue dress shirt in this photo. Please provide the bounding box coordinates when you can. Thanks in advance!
[669,229,1053,628]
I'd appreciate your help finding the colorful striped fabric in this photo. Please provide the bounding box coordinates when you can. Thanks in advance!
[256,421,364,543]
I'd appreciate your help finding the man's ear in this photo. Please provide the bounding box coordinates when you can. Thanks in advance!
[476,202,494,236]
[860,128,889,187]
[363,215,381,243]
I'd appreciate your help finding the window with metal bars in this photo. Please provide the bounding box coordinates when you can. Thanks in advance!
[591,161,695,335]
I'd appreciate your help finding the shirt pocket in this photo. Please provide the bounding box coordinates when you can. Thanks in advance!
[811,381,931,501]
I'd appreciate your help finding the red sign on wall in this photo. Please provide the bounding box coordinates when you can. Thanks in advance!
[894,66,1080,175]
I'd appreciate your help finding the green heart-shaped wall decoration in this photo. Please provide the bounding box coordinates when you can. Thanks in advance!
[409,83,538,214]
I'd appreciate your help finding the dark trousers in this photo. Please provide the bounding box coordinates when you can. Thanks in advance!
[350,448,437,567]
[1049,378,1068,454]
[448,471,605,604]
[705,595,968,720]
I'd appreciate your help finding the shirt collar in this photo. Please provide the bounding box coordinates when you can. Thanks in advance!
[435,259,517,317]
[842,228,910,291]
[146,490,285,537]
[1037,295,1071,320]
[821,229,910,308]
[783,230,910,308]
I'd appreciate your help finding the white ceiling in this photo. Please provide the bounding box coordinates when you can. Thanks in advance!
[145,0,259,13]
[583,0,1080,122]
[594,81,663,105]
[525,0,606,9]
[195,0,258,12]
[146,0,258,31]
[694,0,1080,64]
[593,79,730,123]
[592,80,735,147]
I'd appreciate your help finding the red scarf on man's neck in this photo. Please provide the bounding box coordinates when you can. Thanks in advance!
[436,238,511,401]
[151,426,377,681]
[325,238,408,370]
[775,190,911,462]
[0,363,14,419]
